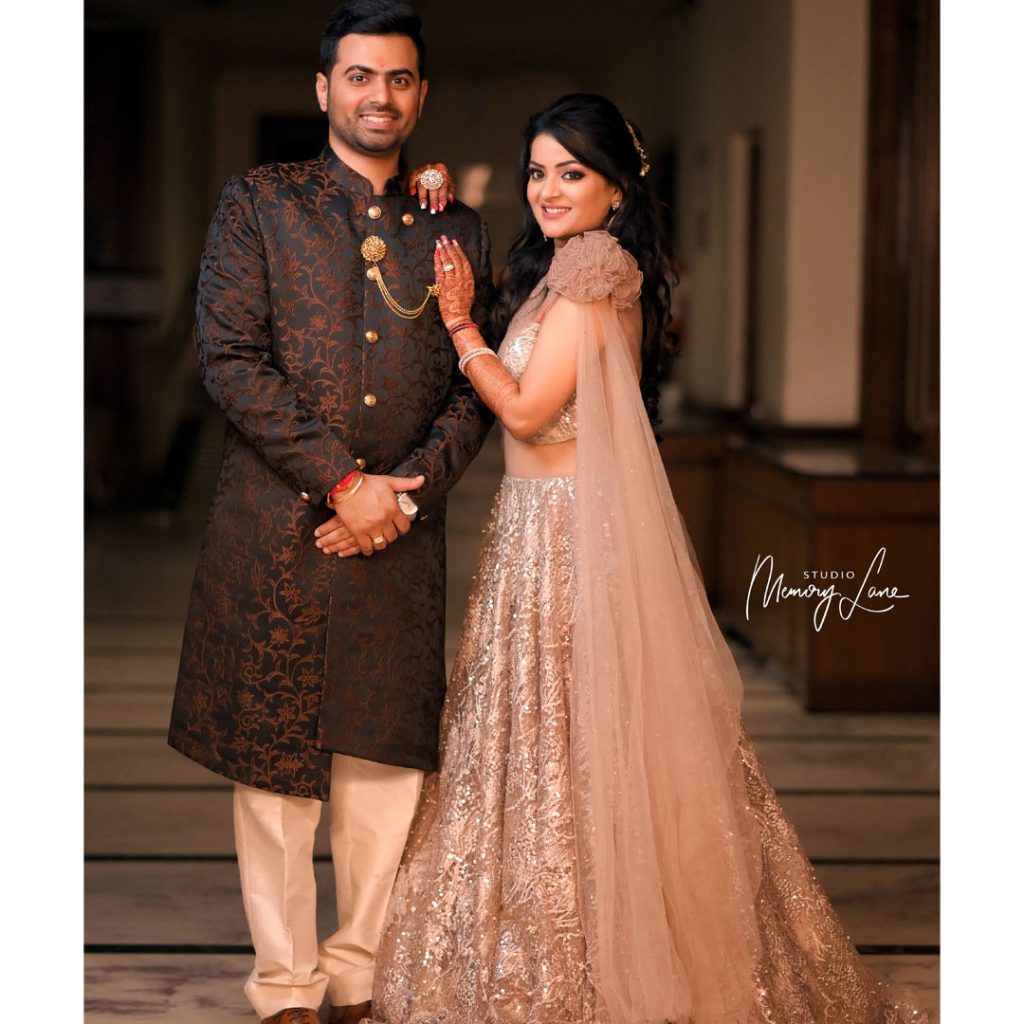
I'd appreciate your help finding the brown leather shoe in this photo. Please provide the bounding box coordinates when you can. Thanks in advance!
[260,1009,320,1024]
[329,1000,372,1023]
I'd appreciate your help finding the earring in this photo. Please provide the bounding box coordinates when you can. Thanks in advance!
[611,200,621,211]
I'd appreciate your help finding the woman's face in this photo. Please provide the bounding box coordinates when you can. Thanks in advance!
[526,132,622,245]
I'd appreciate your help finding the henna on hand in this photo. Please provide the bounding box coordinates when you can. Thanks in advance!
[434,236,476,328]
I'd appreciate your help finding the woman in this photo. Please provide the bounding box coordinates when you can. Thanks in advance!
[323,94,930,1024]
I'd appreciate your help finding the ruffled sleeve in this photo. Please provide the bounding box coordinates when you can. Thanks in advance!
[546,230,643,310]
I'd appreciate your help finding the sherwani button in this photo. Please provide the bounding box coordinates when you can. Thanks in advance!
[402,213,414,226]
[368,205,382,219]
[299,491,311,503]
[365,329,379,343]
[363,393,378,407]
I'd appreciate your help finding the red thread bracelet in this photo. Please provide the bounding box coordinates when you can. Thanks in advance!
[328,469,361,501]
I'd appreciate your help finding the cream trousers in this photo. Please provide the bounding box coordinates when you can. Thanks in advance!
[233,752,425,1018]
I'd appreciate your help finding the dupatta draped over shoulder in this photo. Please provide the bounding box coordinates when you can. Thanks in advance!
[368,231,931,1024]
[547,231,765,1024]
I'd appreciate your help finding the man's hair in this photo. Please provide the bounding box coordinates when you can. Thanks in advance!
[321,0,427,79]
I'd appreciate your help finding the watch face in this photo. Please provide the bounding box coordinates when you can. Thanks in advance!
[396,492,419,517]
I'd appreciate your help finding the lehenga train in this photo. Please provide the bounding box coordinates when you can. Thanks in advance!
[369,233,932,1024]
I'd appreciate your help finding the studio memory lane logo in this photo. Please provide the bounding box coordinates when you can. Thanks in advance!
[745,547,909,632]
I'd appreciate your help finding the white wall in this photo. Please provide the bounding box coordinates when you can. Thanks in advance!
[615,0,870,427]
[638,0,794,414]
[779,0,869,425]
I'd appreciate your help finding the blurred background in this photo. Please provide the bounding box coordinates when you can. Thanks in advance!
[84,0,939,1019]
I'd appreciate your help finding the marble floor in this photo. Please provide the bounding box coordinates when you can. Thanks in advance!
[84,425,940,1021]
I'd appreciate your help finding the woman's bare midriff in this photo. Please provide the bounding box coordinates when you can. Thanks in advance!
[502,432,576,478]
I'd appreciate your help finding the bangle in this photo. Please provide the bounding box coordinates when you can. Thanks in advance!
[458,346,499,375]
[327,469,360,501]
[329,472,365,506]
[447,320,476,336]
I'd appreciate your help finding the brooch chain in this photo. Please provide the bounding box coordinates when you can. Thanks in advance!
[361,235,440,321]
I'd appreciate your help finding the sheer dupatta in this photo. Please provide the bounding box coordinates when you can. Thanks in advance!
[550,233,766,1023]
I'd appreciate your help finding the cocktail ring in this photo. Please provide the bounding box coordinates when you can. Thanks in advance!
[442,263,455,272]
[419,168,445,191]
[371,535,386,546]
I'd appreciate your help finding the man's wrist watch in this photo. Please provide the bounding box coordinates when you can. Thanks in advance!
[396,492,419,520]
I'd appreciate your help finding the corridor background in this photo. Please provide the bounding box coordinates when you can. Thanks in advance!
[83,1,940,1019]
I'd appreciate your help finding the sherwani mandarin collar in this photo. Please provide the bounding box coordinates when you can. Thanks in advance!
[321,144,407,198]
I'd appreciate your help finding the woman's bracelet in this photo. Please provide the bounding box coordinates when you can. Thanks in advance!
[458,346,499,375]
[447,320,477,337]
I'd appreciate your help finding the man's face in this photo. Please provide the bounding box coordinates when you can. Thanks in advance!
[315,33,427,157]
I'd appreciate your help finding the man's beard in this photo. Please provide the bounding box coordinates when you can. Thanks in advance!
[331,107,411,155]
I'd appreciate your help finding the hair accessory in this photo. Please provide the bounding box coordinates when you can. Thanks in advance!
[624,119,651,177]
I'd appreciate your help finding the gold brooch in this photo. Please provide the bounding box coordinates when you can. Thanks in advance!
[361,234,439,321]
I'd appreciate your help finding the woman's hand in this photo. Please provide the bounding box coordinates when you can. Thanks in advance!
[408,162,455,214]
[434,235,475,330]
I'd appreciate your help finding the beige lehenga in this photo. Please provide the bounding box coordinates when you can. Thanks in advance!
[369,232,931,1024]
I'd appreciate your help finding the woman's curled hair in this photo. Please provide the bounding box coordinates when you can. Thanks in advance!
[491,93,679,429]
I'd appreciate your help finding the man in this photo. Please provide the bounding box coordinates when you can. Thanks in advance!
[167,3,493,1022]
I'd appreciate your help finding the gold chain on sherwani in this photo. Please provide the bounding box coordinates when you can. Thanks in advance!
[361,234,440,320]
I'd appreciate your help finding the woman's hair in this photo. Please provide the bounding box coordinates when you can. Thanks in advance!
[492,93,678,429]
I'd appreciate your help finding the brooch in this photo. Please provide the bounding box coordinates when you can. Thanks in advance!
[361,235,439,321]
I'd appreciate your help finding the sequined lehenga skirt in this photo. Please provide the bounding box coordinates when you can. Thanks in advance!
[370,475,931,1024]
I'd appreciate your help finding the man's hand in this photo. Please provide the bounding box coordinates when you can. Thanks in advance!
[315,515,359,557]
[314,473,424,557]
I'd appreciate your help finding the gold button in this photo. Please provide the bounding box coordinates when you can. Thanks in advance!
[402,213,414,226]
[363,393,377,408]
[367,205,382,219]
[364,329,379,343]
[356,457,367,469]
[299,491,311,504]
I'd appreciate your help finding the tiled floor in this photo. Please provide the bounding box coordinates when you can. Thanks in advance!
[84,426,940,1021]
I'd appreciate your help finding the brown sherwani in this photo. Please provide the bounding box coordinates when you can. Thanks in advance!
[168,146,493,800]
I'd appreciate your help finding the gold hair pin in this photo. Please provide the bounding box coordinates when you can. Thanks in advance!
[624,120,651,178]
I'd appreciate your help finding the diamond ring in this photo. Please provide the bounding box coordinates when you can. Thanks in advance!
[419,168,445,191]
